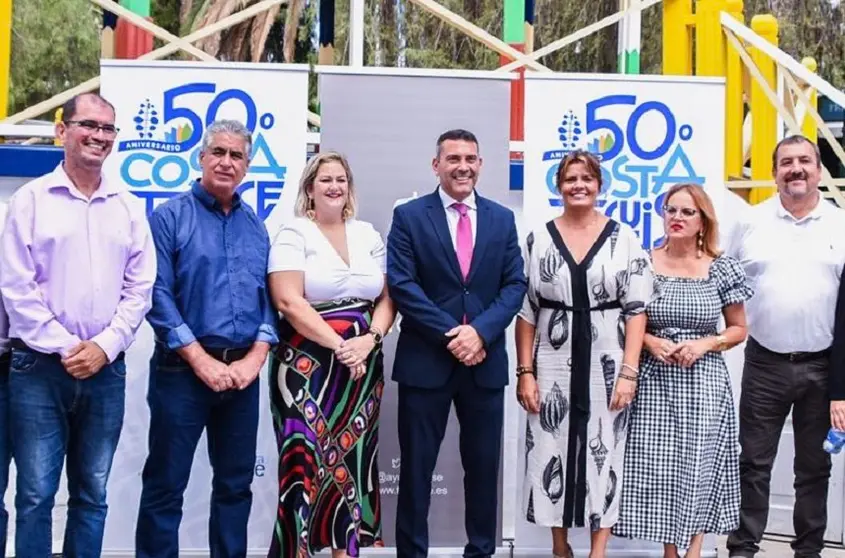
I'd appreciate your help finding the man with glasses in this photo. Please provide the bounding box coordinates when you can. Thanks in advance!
[0,92,156,558]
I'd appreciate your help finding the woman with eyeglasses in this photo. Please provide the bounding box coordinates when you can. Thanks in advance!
[614,184,752,558]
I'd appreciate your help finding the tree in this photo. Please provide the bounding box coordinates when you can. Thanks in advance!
[9,0,101,117]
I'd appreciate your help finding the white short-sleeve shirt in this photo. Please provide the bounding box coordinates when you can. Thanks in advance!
[268,217,386,304]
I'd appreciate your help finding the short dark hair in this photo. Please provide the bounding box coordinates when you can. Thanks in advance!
[435,129,479,158]
[61,93,116,122]
[772,134,821,170]
[556,149,603,192]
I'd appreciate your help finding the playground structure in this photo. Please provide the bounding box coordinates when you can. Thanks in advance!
[0,0,844,204]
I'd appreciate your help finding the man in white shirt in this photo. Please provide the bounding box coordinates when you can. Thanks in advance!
[726,135,845,558]
[0,201,10,557]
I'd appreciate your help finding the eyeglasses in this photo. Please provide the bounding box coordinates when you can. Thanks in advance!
[663,205,698,218]
[64,120,120,136]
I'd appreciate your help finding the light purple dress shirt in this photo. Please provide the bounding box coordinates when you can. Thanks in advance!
[0,164,156,362]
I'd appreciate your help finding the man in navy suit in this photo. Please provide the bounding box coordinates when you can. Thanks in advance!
[387,129,527,558]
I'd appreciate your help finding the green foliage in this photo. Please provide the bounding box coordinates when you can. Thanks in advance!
[9,0,101,117]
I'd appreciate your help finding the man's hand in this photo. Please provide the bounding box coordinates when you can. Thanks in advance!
[832,401,845,431]
[462,348,487,366]
[194,355,233,392]
[61,341,109,379]
[446,325,484,363]
[227,356,263,390]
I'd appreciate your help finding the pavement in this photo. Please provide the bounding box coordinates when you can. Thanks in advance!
[715,536,845,558]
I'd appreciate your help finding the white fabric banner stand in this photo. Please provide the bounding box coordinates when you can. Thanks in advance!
[94,59,308,555]
[520,73,743,557]
[317,66,520,557]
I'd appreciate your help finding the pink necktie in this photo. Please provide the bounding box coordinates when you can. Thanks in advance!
[452,202,473,280]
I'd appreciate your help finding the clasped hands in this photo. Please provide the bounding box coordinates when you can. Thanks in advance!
[61,341,108,379]
[446,324,486,366]
[647,336,713,368]
[335,334,376,380]
[195,354,263,392]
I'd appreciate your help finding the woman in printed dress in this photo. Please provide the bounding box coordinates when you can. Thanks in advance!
[516,150,655,558]
[267,151,397,558]
[614,184,752,558]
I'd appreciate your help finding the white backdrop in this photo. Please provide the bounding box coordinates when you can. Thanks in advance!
[98,59,310,554]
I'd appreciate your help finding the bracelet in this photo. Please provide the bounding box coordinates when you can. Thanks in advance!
[516,365,536,378]
[619,372,638,382]
[621,363,639,375]
[715,334,728,351]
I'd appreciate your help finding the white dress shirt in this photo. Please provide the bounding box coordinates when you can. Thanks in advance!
[0,202,9,356]
[727,194,845,353]
[438,187,477,250]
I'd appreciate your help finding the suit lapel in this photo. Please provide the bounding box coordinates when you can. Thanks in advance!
[467,196,491,284]
[426,194,463,281]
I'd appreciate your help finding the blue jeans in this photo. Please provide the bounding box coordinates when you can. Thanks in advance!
[9,347,126,558]
[135,346,259,558]
[0,352,12,557]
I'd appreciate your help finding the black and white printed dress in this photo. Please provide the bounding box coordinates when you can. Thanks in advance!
[614,254,753,549]
[520,219,655,530]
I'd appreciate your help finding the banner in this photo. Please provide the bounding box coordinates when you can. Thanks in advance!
[523,73,727,250]
[99,59,309,554]
[318,66,518,550]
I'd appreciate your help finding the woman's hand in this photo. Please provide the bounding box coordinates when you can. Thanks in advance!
[335,335,376,369]
[671,338,714,368]
[610,376,636,410]
[517,373,541,414]
[644,335,679,364]
[350,362,367,381]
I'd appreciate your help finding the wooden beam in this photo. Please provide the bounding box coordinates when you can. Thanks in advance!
[721,13,845,114]
[405,0,550,72]
[89,0,215,61]
[499,0,662,73]
[2,0,320,128]
[780,66,845,177]
[725,28,845,206]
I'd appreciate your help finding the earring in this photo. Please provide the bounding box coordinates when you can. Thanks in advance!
[697,232,704,258]
[342,206,352,221]
[305,197,316,221]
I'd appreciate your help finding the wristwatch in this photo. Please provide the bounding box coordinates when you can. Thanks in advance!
[368,326,384,346]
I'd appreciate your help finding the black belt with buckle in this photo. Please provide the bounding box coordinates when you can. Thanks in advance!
[204,346,251,364]
[750,337,830,363]
[9,338,125,361]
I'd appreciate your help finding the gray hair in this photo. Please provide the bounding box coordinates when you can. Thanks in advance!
[201,119,253,157]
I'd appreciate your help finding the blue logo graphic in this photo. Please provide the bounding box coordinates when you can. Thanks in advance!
[541,94,704,248]
[118,83,287,221]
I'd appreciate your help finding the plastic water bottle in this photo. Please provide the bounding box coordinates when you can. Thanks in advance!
[823,428,845,454]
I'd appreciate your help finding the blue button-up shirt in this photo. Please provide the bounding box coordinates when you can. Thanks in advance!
[147,180,278,349]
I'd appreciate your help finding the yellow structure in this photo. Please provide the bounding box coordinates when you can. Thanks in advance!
[747,14,779,204]
[723,0,744,184]
[694,0,726,76]
[0,0,11,120]
[662,0,693,75]
[801,57,818,143]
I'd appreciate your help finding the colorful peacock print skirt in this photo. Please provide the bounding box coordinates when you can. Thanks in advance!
[268,298,384,558]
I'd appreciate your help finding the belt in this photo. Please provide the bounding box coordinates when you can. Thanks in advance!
[156,343,250,366]
[538,297,623,313]
[749,337,830,363]
[9,338,125,361]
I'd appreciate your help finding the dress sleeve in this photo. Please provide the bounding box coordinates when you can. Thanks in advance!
[268,219,307,273]
[620,226,657,318]
[713,254,754,307]
[517,230,540,326]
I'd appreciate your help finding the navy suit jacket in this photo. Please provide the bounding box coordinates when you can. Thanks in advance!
[386,189,527,390]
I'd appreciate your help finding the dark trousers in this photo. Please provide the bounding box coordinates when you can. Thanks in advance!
[727,338,831,558]
[0,352,11,557]
[395,371,504,558]
[135,346,259,558]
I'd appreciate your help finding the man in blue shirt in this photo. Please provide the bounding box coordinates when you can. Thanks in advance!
[135,119,278,558]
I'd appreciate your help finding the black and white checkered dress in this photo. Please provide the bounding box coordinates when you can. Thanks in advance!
[614,254,753,549]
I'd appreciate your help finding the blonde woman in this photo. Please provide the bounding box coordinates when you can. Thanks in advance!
[267,151,396,558]
[614,184,752,558]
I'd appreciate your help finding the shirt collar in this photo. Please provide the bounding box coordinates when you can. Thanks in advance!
[438,186,477,211]
[46,163,118,200]
[191,179,242,212]
[774,192,828,223]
